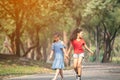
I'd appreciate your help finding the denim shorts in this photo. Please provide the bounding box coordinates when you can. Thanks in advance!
[73,53,84,58]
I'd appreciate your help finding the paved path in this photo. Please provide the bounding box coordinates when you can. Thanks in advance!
[6,63,120,80]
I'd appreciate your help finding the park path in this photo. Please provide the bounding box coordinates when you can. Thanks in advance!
[6,63,120,80]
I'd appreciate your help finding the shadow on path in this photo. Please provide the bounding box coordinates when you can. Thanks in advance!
[6,63,120,80]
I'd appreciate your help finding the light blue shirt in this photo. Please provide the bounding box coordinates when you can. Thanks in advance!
[52,40,65,59]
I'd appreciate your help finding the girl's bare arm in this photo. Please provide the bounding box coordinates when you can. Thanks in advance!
[84,44,94,55]
[49,50,54,60]
[67,43,72,55]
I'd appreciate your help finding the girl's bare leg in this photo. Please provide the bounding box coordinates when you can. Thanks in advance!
[77,56,83,80]
[52,69,60,80]
[73,58,78,74]
[74,58,79,80]
[59,69,63,80]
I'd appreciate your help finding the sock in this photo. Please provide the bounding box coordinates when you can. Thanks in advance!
[78,75,81,77]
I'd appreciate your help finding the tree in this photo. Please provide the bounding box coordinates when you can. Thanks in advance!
[83,0,120,62]
[0,0,38,56]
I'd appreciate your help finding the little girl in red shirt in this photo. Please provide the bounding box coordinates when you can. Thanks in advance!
[67,28,94,80]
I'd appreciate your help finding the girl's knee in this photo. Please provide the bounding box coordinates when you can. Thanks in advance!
[77,64,82,68]
[74,66,77,69]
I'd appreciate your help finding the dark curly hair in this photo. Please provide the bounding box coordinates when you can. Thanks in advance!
[70,28,83,41]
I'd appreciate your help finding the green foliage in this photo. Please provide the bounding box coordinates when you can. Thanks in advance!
[0,58,52,76]
[0,19,15,35]
[83,0,111,17]
[113,35,120,56]
[0,0,120,62]
[81,0,120,62]
[112,57,120,64]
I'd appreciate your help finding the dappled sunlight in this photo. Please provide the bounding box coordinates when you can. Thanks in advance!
[0,0,120,79]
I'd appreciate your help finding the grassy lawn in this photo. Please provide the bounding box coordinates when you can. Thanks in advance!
[112,57,120,64]
[0,56,53,79]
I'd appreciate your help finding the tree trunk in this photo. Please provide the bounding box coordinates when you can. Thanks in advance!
[35,30,42,60]
[63,30,71,66]
[43,43,47,62]
[36,46,42,60]
[102,24,120,63]
[20,40,26,55]
[95,25,100,62]
[1,36,13,54]
[102,33,111,62]
[102,33,116,62]
[7,32,16,54]
[15,24,21,56]
[63,30,67,47]
[26,37,34,59]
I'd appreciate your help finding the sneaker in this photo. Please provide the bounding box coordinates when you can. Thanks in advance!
[78,77,81,80]
[51,78,57,80]
[61,78,63,80]
[76,74,78,80]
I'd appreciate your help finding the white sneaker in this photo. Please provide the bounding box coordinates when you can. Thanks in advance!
[75,74,78,80]
[78,77,81,80]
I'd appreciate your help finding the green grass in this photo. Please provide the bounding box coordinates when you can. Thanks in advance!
[112,57,120,64]
[0,57,53,79]
[0,65,51,76]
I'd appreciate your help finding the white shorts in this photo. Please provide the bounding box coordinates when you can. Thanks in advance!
[73,53,84,58]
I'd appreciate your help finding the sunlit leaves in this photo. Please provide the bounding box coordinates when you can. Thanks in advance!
[0,18,15,34]
[83,0,112,17]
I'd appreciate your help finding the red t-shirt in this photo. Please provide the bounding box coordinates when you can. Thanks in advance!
[71,38,86,54]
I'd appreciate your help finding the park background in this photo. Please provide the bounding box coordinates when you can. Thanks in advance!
[0,0,120,79]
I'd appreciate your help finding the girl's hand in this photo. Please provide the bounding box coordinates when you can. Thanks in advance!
[47,56,52,63]
[65,54,69,59]
[89,52,94,56]
[91,51,94,55]
[49,55,52,60]
[64,54,69,62]
[84,44,94,56]
[49,50,53,60]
